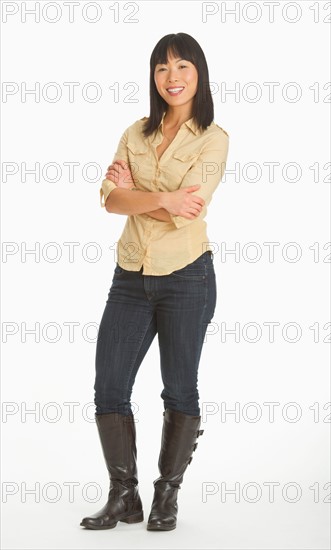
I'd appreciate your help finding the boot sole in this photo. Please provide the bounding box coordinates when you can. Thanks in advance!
[80,511,144,529]
[147,523,176,531]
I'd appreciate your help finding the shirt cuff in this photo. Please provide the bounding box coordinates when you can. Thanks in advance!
[100,178,117,208]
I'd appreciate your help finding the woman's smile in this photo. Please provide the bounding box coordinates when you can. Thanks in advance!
[166,86,185,96]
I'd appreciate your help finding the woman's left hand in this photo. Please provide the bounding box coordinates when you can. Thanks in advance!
[105,160,134,189]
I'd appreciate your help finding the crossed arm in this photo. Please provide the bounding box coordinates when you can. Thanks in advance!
[101,125,229,228]
[102,159,204,224]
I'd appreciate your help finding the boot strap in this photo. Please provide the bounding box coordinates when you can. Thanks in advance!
[197,429,204,437]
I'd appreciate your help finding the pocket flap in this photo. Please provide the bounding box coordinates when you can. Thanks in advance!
[127,141,148,155]
[172,147,200,162]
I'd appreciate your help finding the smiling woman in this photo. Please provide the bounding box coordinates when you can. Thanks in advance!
[80,32,230,534]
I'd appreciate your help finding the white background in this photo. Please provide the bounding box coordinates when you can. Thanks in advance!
[1,1,330,549]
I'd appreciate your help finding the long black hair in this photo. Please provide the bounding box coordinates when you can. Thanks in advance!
[142,33,214,138]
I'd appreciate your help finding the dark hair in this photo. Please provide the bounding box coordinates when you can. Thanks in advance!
[142,33,214,138]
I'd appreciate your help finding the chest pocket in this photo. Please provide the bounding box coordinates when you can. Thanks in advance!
[127,141,150,185]
[168,146,201,188]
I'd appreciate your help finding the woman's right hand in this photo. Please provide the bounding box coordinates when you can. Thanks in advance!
[160,185,205,219]
[104,160,134,189]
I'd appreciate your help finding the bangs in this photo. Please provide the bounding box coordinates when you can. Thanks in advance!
[151,35,197,68]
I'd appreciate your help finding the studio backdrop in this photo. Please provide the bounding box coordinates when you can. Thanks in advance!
[1,1,330,549]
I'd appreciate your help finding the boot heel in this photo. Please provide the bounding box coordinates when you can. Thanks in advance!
[121,511,144,524]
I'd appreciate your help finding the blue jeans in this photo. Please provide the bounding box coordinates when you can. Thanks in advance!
[94,251,217,417]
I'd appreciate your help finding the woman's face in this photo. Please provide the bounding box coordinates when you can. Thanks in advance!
[154,52,198,110]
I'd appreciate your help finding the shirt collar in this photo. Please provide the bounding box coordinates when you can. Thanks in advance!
[158,111,201,136]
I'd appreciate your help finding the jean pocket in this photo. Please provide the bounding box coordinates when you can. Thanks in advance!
[170,263,206,281]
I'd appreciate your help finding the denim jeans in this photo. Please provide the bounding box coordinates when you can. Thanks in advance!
[94,250,217,417]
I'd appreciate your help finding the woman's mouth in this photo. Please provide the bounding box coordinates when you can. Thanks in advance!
[166,87,185,96]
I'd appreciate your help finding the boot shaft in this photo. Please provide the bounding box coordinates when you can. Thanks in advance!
[95,412,138,482]
[156,409,204,485]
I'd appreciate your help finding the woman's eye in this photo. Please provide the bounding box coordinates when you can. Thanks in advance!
[179,65,188,68]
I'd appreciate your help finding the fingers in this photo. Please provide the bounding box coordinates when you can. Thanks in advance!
[192,196,205,207]
[114,159,128,169]
[190,207,202,216]
[107,160,128,171]
[185,210,200,219]
[106,163,121,175]
[184,185,204,206]
[106,162,127,176]
[105,161,133,183]
[105,170,119,183]
[186,184,201,191]
[184,205,202,217]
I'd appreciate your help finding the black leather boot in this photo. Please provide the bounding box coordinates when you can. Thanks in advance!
[80,412,143,529]
[147,408,204,531]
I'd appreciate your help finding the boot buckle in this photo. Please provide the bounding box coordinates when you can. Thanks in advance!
[192,442,198,452]
[197,429,204,437]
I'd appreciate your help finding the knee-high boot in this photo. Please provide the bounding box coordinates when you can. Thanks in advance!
[80,412,144,529]
[147,408,204,531]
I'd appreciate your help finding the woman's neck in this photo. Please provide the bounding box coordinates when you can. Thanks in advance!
[163,105,193,130]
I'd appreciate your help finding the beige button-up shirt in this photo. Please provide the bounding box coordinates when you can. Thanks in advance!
[100,112,229,275]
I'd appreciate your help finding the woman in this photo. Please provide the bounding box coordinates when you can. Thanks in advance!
[80,32,229,532]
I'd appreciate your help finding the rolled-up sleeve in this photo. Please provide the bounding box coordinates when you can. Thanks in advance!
[169,131,229,228]
[100,128,129,208]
